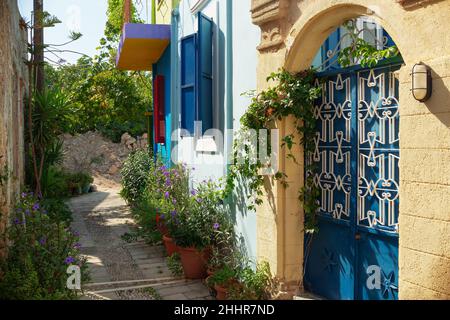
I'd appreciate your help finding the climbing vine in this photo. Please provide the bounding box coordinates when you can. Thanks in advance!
[226,19,401,234]
[225,69,322,233]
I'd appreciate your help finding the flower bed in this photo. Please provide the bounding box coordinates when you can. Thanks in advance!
[120,153,278,299]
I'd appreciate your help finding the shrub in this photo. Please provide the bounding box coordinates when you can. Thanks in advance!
[41,198,73,225]
[207,265,237,288]
[228,262,278,300]
[0,192,88,300]
[171,178,233,250]
[120,150,153,204]
[66,171,94,195]
[41,167,71,199]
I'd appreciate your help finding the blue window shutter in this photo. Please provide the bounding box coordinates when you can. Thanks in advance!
[180,34,197,134]
[197,12,213,134]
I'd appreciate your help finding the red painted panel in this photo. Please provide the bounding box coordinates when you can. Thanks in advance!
[154,75,165,144]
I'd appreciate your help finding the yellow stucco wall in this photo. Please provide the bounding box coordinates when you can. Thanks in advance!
[155,0,175,24]
[251,0,450,299]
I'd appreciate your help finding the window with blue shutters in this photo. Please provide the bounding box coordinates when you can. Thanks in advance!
[180,12,214,136]
[197,12,213,134]
[180,34,196,135]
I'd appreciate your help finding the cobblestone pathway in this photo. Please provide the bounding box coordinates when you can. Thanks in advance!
[69,188,212,300]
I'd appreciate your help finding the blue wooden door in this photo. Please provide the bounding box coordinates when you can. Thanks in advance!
[304,63,401,300]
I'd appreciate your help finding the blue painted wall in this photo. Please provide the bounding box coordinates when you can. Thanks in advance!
[153,45,172,167]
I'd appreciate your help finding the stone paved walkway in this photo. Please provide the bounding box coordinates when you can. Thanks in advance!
[69,187,212,300]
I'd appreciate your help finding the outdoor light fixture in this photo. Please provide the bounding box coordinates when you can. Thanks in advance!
[411,62,432,102]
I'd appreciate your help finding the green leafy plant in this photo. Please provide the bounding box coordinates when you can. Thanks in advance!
[207,265,237,288]
[41,167,70,199]
[41,198,73,226]
[0,192,88,299]
[228,262,278,300]
[120,150,153,204]
[167,252,183,277]
[226,69,321,232]
[336,20,400,68]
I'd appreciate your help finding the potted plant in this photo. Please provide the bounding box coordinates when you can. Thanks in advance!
[206,265,238,300]
[172,225,210,279]
[227,262,278,300]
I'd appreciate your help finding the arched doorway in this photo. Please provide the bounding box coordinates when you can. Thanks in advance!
[303,18,402,300]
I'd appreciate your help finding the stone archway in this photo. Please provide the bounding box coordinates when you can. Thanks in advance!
[251,0,450,299]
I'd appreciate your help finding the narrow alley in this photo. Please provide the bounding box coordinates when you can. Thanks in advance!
[69,187,212,300]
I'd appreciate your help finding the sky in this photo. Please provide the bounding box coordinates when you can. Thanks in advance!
[17,0,117,65]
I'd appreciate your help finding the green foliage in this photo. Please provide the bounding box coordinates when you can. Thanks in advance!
[170,178,233,250]
[337,20,400,68]
[226,69,321,232]
[0,193,88,299]
[104,0,143,43]
[44,59,151,141]
[41,198,73,226]
[167,253,183,277]
[120,150,153,204]
[228,262,278,300]
[207,265,237,287]
[26,89,73,194]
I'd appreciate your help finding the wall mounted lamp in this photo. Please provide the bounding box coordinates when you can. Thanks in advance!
[411,62,432,102]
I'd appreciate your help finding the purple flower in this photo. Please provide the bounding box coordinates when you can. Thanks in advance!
[164,191,170,199]
[160,214,165,220]
[13,218,20,225]
[171,210,177,218]
[196,198,203,203]
[213,223,220,230]
[73,242,82,249]
[25,209,31,216]
[32,203,40,211]
[190,190,197,196]
[165,178,172,186]
[39,237,46,245]
[163,171,170,177]
[21,192,27,198]
[172,198,177,205]
[72,231,80,237]
[65,256,75,265]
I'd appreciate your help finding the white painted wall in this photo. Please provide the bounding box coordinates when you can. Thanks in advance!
[173,0,260,263]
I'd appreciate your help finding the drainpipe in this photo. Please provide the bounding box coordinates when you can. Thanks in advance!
[170,7,180,166]
[225,0,233,171]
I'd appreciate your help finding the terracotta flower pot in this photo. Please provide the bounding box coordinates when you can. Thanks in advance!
[162,235,178,256]
[214,284,228,300]
[179,246,209,279]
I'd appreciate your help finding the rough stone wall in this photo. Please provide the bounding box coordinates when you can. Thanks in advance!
[0,0,28,257]
[251,0,450,299]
